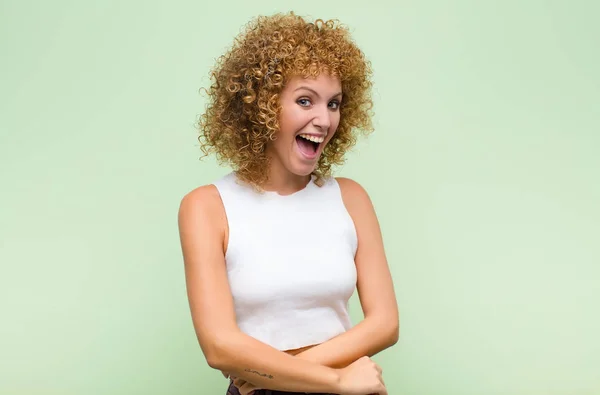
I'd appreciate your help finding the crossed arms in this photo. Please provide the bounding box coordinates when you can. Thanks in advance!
[178,177,398,392]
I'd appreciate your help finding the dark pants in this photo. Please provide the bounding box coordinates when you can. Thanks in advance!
[227,380,335,395]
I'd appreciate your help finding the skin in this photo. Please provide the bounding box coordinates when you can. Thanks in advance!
[178,73,398,395]
[262,73,342,194]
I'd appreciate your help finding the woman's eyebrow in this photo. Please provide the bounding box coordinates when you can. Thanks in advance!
[294,86,343,99]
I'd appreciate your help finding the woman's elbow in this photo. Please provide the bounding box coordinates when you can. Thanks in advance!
[199,341,223,369]
[205,348,225,370]
[384,315,400,347]
[389,322,399,345]
[370,314,399,349]
[199,331,236,370]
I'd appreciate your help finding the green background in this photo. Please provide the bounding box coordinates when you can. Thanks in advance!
[1,1,598,394]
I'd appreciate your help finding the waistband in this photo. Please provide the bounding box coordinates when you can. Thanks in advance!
[227,380,335,395]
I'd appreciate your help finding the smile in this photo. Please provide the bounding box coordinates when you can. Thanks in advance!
[295,134,324,159]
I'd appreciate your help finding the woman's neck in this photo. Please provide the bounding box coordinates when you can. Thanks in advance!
[262,165,312,196]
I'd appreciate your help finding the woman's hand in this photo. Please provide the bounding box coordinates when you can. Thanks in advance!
[337,356,387,395]
[231,376,258,395]
[223,371,258,395]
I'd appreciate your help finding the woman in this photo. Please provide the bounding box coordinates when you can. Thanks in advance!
[178,12,399,395]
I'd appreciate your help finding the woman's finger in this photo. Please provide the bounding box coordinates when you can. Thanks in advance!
[239,381,257,395]
[374,362,383,375]
[233,378,246,388]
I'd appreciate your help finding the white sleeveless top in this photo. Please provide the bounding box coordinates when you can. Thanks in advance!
[213,172,358,351]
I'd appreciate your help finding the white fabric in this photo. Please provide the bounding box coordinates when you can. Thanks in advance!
[212,172,358,351]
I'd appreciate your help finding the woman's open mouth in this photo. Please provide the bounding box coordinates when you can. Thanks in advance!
[295,133,324,160]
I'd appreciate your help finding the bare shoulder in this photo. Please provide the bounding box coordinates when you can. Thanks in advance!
[335,176,366,193]
[178,183,228,251]
[179,184,222,213]
[178,184,225,225]
[334,177,375,214]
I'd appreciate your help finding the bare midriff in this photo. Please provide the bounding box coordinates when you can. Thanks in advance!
[283,343,317,356]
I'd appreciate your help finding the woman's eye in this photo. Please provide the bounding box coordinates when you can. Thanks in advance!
[328,100,340,110]
[297,98,311,107]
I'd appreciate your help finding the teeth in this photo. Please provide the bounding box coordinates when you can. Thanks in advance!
[298,134,325,143]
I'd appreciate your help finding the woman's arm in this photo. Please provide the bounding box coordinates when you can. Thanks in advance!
[178,185,386,395]
[294,177,399,368]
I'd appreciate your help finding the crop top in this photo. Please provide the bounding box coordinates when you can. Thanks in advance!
[212,172,358,351]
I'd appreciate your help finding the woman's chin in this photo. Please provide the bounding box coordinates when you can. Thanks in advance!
[291,170,314,178]
[289,162,318,177]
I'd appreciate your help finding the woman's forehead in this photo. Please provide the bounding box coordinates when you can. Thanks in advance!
[284,74,342,92]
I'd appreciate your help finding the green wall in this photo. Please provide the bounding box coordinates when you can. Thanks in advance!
[1,1,598,394]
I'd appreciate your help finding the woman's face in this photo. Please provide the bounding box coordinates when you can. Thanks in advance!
[266,73,342,177]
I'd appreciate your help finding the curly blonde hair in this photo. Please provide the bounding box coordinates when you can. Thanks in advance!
[197,12,374,188]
